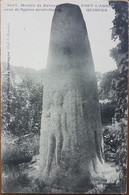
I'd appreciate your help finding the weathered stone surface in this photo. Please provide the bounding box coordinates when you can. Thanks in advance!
[39,3,103,192]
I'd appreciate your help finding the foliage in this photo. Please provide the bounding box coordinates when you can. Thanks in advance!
[100,102,116,126]
[109,1,128,192]
[1,64,44,136]
[97,71,117,126]
[2,131,39,164]
[99,70,119,101]
[103,126,119,163]
[97,2,128,191]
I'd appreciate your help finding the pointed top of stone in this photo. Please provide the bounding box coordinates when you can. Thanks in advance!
[47,3,90,71]
[53,3,85,26]
[55,3,81,13]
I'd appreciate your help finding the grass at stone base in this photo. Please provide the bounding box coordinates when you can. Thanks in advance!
[2,160,122,194]
[2,163,30,193]
[103,182,121,194]
[2,163,50,193]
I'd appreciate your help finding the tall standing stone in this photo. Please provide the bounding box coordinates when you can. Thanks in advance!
[39,3,103,192]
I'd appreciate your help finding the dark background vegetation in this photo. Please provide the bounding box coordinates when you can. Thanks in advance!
[1,1,128,193]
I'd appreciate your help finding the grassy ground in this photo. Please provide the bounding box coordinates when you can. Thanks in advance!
[2,162,50,193]
[2,158,121,194]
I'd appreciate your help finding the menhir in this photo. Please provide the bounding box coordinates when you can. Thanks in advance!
[39,3,104,192]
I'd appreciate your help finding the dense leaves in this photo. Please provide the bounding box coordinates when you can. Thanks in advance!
[109,1,128,192]
[100,102,116,126]
[99,70,119,101]
[96,71,117,126]
[103,126,119,163]
[1,64,43,136]
[97,3,128,191]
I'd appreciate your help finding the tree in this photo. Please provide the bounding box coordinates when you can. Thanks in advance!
[1,64,43,136]
[96,70,118,126]
[109,1,128,192]
[99,70,119,101]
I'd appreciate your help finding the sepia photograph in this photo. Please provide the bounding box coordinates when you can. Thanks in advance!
[1,0,128,193]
